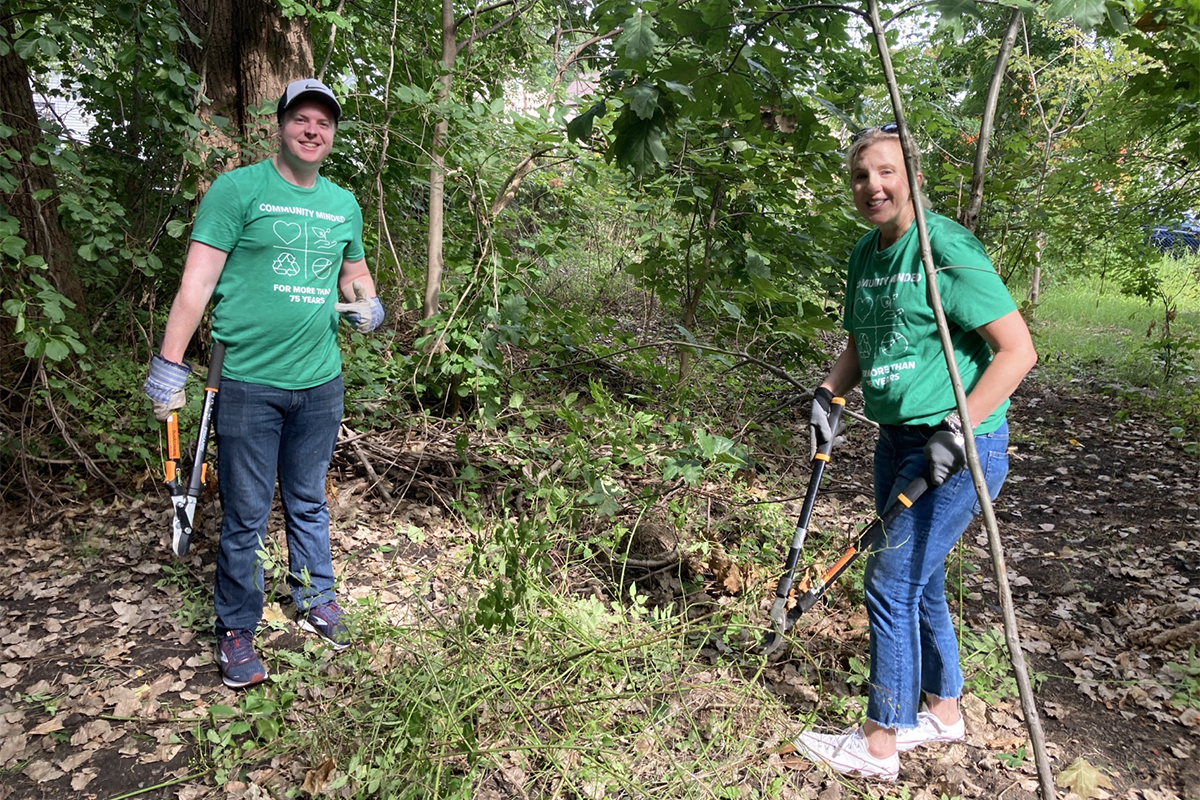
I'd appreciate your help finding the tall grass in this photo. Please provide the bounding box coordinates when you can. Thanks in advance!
[195,581,797,799]
[1027,255,1200,389]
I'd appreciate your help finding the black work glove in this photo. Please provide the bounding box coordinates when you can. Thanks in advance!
[809,386,846,450]
[924,414,967,486]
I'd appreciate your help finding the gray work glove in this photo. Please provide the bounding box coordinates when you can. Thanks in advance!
[924,419,967,486]
[334,280,385,333]
[143,354,191,422]
[809,386,846,449]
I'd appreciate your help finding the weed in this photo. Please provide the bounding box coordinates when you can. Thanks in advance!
[995,745,1028,768]
[156,561,210,631]
[1163,646,1200,711]
[960,626,1018,704]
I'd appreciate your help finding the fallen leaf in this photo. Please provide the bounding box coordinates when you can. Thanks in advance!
[302,757,337,795]
[71,768,99,791]
[23,759,65,783]
[1056,756,1113,800]
[30,715,65,735]
[0,733,28,768]
[59,749,92,771]
[263,603,290,624]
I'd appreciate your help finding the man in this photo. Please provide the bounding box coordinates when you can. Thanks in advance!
[143,79,385,688]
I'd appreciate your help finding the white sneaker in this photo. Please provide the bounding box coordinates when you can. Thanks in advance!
[895,711,965,752]
[791,727,899,781]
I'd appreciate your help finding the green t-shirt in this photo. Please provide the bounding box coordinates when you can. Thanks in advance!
[191,158,365,389]
[842,211,1017,432]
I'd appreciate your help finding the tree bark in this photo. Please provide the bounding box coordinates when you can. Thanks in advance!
[177,0,314,175]
[0,44,85,313]
[422,0,455,329]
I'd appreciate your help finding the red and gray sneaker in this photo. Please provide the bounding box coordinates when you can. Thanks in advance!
[217,629,268,688]
[299,600,352,650]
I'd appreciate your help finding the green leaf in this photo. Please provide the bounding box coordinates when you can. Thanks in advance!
[567,99,606,143]
[628,84,660,120]
[662,80,695,101]
[43,339,69,362]
[1105,3,1128,33]
[166,220,188,238]
[1046,0,1108,28]
[2,236,26,259]
[612,116,668,174]
[618,12,659,62]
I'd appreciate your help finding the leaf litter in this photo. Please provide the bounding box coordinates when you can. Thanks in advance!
[0,380,1197,799]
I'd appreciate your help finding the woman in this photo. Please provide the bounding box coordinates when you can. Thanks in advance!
[793,125,1037,780]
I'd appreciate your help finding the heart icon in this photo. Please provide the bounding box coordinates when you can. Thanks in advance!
[273,221,302,245]
[853,294,874,324]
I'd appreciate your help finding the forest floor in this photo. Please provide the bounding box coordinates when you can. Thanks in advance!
[1,374,1198,800]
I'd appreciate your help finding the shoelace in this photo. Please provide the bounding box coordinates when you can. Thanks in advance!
[223,631,257,664]
[313,602,345,628]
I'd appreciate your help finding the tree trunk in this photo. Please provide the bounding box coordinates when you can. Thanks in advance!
[0,45,85,313]
[237,0,316,157]
[678,184,723,383]
[177,0,314,175]
[959,7,1022,234]
[423,0,455,328]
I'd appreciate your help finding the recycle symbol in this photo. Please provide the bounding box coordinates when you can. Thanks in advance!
[273,252,300,277]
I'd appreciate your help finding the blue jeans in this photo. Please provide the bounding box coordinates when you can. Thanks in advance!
[213,376,343,635]
[864,420,1009,730]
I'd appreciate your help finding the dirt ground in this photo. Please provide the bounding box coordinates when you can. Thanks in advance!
[1,377,1197,800]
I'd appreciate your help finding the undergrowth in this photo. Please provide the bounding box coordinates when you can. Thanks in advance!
[195,585,791,799]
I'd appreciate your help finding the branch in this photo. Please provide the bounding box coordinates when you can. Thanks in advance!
[519,339,875,427]
[961,7,1022,233]
[454,0,518,31]
[457,0,537,53]
[865,4,1055,799]
[488,148,554,219]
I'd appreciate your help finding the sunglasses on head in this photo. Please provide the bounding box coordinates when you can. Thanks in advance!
[851,122,899,142]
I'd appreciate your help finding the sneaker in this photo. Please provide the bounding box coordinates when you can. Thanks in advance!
[791,727,899,781]
[299,600,351,650]
[895,711,965,752]
[217,629,268,688]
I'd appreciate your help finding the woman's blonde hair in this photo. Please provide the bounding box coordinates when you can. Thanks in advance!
[847,126,932,209]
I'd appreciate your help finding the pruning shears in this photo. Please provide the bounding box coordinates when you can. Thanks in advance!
[164,341,225,558]
[760,395,930,655]
[760,395,845,655]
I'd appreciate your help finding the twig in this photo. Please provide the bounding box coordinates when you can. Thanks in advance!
[37,362,128,499]
[101,771,208,800]
[340,424,395,504]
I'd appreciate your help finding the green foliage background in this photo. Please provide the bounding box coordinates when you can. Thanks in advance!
[0,0,1196,489]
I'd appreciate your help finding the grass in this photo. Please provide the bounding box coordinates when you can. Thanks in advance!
[1027,257,1200,390]
[195,584,793,799]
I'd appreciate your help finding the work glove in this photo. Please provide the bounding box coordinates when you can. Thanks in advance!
[143,354,191,422]
[924,414,967,486]
[809,386,846,449]
[334,280,385,333]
